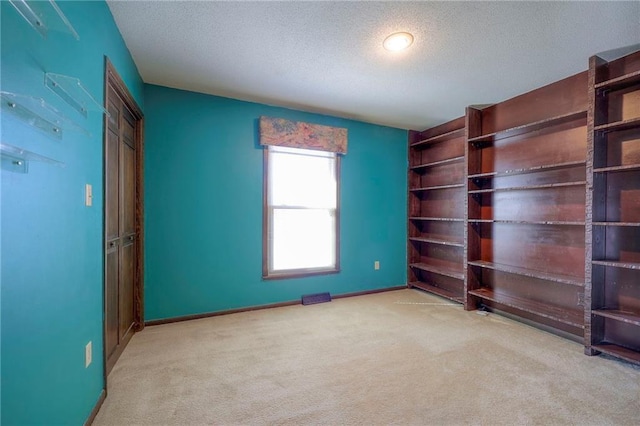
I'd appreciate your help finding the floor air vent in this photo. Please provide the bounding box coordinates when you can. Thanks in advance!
[301,292,332,305]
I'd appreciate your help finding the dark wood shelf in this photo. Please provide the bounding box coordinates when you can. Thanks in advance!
[595,117,640,133]
[409,216,464,222]
[410,183,465,192]
[592,222,640,227]
[468,181,585,194]
[410,260,464,280]
[593,163,640,173]
[409,235,464,248]
[595,69,640,91]
[468,260,584,286]
[593,309,640,327]
[468,288,584,329]
[468,110,587,144]
[410,155,464,171]
[468,160,585,179]
[592,343,640,365]
[411,128,464,148]
[469,219,585,226]
[592,260,640,270]
[408,281,464,304]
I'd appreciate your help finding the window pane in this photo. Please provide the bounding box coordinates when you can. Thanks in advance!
[271,208,336,271]
[270,150,336,208]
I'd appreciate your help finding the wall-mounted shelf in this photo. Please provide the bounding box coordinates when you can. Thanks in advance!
[468,180,586,194]
[408,235,464,247]
[45,73,109,118]
[9,0,79,40]
[594,117,640,133]
[410,183,465,192]
[468,110,587,144]
[409,261,464,280]
[468,219,585,226]
[410,155,464,171]
[1,142,64,173]
[468,260,584,287]
[1,91,88,139]
[468,160,585,179]
[411,128,464,148]
[409,217,464,222]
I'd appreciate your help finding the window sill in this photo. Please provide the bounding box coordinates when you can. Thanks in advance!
[263,268,340,280]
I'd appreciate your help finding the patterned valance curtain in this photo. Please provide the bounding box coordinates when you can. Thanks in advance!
[259,116,348,154]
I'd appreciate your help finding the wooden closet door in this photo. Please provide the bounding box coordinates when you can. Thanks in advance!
[105,85,137,374]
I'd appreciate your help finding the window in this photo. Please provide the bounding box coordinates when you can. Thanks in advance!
[263,145,340,278]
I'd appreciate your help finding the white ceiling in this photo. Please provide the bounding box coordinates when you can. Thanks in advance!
[107,1,639,130]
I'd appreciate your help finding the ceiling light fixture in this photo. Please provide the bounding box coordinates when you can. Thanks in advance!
[383,32,414,51]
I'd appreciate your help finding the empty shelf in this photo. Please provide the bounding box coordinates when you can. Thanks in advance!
[468,288,584,328]
[595,117,640,133]
[593,309,640,327]
[468,160,585,179]
[409,281,464,304]
[468,111,587,144]
[9,0,79,40]
[409,260,464,280]
[409,235,464,247]
[592,343,640,365]
[411,183,465,192]
[411,128,464,148]
[592,222,640,227]
[468,181,585,194]
[594,69,640,91]
[45,73,110,118]
[410,156,464,171]
[592,260,640,270]
[468,260,584,286]
[469,219,585,226]
[1,142,65,173]
[593,164,640,173]
[1,91,88,139]
[409,217,464,222]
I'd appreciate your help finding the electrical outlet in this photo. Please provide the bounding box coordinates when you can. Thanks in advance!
[85,184,93,207]
[85,341,92,368]
[374,261,380,270]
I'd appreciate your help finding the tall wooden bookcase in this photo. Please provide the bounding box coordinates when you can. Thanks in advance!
[408,118,466,303]
[465,73,589,339]
[407,49,640,365]
[585,50,640,364]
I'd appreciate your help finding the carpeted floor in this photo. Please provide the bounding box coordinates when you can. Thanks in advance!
[93,289,640,425]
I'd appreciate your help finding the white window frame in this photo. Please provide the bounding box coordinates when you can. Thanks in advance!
[263,145,340,279]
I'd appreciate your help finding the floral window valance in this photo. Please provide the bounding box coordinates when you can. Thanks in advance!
[259,116,348,154]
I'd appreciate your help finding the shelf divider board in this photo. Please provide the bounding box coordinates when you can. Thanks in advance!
[468,160,586,179]
[467,110,587,144]
[592,344,640,364]
[9,0,79,40]
[468,260,584,286]
[468,219,585,226]
[408,281,464,303]
[594,116,640,133]
[468,288,584,329]
[468,180,586,194]
[410,183,465,192]
[593,164,640,173]
[409,261,464,280]
[592,309,640,327]
[594,69,640,91]
[411,128,464,148]
[592,222,640,227]
[45,73,110,118]
[409,217,464,222]
[408,235,464,247]
[410,155,464,171]
[591,260,640,270]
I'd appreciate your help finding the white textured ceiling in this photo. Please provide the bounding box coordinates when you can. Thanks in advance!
[107,1,640,130]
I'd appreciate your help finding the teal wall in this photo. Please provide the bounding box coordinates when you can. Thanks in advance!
[144,85,408,321]
[1,1,143,424]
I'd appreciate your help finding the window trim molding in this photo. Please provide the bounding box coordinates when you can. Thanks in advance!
[262,147,341,280]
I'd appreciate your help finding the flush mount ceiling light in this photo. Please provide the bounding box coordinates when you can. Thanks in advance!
[383,32,414,51]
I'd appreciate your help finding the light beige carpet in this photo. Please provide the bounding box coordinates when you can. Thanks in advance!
[93,289,640,425]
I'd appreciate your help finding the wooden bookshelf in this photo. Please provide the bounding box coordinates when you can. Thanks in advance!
[465,71,588,337]
[586,49,640,365]
[408,117,466,302]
